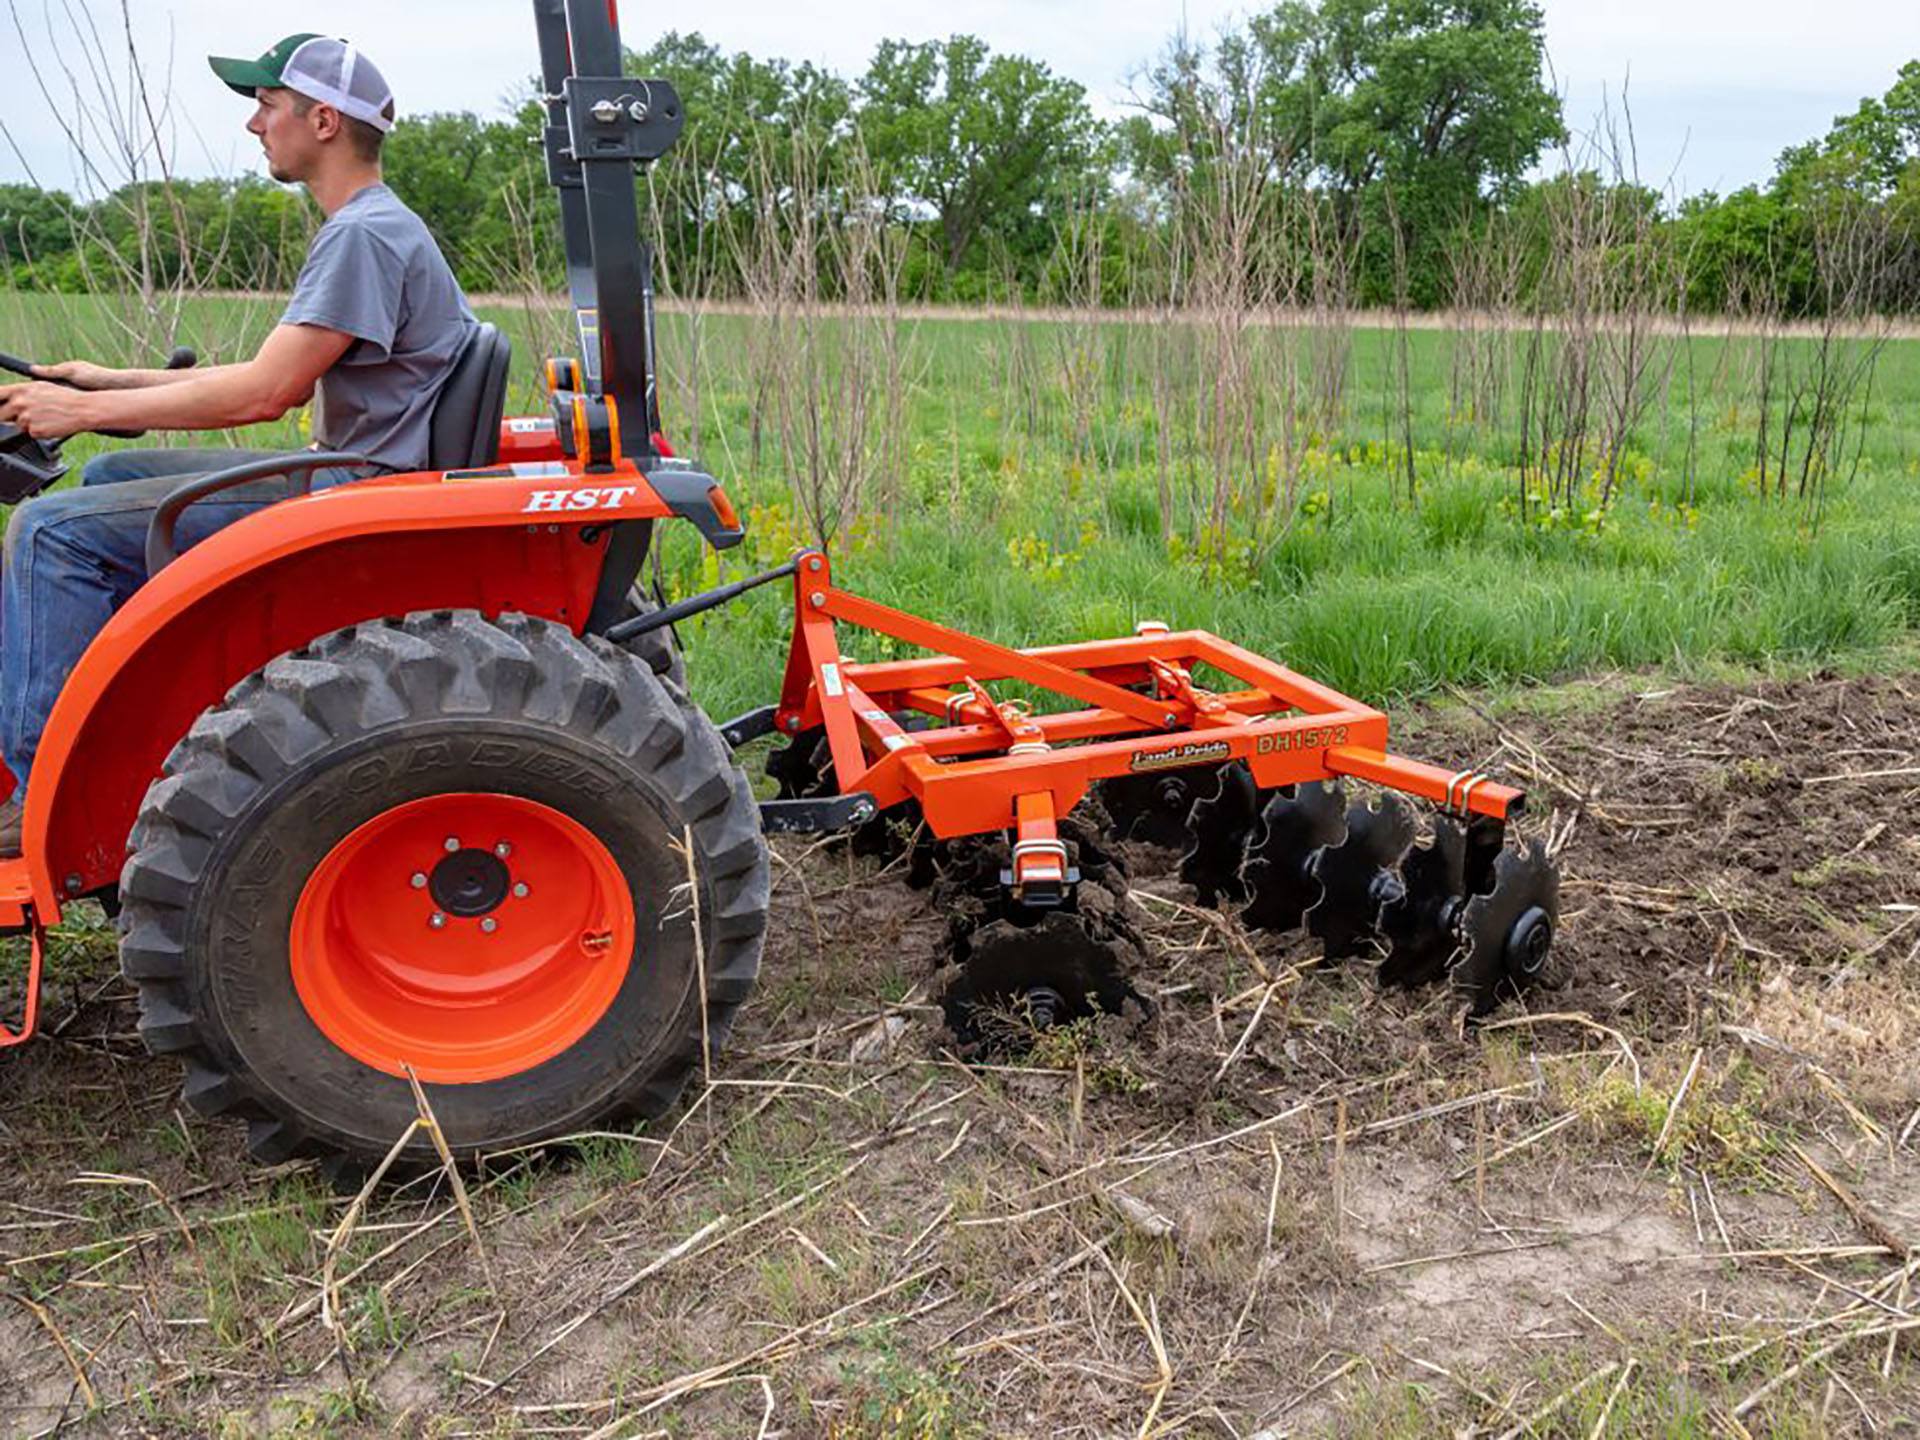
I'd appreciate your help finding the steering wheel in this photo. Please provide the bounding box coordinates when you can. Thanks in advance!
[0,345,198,504]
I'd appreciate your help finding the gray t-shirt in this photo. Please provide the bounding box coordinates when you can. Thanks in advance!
[281,183,475,471]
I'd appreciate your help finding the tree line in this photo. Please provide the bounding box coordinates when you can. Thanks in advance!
[4,0,1916,315]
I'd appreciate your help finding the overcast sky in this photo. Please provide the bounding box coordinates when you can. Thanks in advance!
[2,0,1914,199]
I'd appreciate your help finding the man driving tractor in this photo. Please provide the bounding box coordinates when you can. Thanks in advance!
[0,33,475,855]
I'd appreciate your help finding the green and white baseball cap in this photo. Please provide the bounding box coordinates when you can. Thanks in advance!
[209,34,396,132]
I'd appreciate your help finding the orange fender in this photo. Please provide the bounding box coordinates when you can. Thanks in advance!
[19,461,693,914]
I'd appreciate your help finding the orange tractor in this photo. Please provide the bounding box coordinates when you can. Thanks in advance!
[0,0,1559,1179]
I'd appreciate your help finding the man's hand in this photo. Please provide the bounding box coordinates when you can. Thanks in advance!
[0,381,97,440]
[0,325,351,438]
[30,360,124,391]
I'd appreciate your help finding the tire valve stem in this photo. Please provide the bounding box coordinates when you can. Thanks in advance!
[582,929,614,953]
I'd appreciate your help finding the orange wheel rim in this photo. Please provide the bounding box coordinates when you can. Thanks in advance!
[290,793,635,1083]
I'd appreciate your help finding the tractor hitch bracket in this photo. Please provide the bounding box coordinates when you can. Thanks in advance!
[719,705,780,749]
[759,792,878,836]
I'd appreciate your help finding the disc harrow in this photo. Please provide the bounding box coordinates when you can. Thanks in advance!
[741,556,1563,1052]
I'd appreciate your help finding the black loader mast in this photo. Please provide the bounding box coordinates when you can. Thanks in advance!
[531,0,680,451]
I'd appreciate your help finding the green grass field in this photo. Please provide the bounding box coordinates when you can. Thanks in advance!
[6,289,1918,721]
[6,289,1920,1434]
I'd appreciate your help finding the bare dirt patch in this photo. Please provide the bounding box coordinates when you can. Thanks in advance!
[2,669,1917,1437]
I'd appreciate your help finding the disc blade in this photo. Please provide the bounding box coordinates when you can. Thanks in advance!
[1307,793,1416,959]
[944,911,1144,1051]
[1178,762,1261,907]
[1378,817,1468,988]
[766,726,831,799]
[1241,781,1346,933]
[1097,770,1212,849]
[1452,840,1560,1016]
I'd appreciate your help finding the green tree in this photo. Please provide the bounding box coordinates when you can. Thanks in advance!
[1282,0,1565,301]
[0,184,77,282]
[1789,60,1920,200]
[856,35,1104,279]
[1257,0,1562,201]
[383,110,545,289]
[1665,186,1805,312]
[1127,0,1565,304]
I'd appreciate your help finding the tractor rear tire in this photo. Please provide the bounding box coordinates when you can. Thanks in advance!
[117,610,767,1179]
[616,584,685,690]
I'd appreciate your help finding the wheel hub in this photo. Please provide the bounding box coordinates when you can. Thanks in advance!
[1507,905,1553,976]
[1025,986,1066,1029]
[430,847,511,917]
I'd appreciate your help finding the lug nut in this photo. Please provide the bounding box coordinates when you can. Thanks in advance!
[444,836,460,853]
[429,912,447,929]
[512,882,530,899]
[481,918,498,934]
[495,841,513,859]
[410,872,427,889]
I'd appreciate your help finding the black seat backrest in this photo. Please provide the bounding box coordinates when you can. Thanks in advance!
[427,321,512,470]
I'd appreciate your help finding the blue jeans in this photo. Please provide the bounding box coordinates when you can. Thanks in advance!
[1,448,364,790]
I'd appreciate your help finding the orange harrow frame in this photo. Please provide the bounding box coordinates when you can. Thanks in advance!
[773,549,1522,900]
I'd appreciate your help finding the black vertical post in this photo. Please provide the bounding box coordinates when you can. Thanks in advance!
[560,0,655,453]
[641,241,663,439]
[531,0,600,387]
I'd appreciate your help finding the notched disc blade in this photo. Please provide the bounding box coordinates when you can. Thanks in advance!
[1178,762,1261,907]
[1241,781,1347,933]
[1452,840,1561,1017]
[1097,770,1211,850]
[1308,793,1416,959]
[1379,817,1468,989]
[944,911,1143,1050]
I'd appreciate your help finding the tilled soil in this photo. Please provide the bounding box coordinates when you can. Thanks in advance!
[1,669,1917,1438]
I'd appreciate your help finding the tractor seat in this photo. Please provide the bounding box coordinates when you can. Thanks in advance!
[139,322,514,576]
[426,321,512,470]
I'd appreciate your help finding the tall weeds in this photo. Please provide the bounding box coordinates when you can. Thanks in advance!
[1742,193,1902,524]
[1507,108,1683,525]
[1131,38,1359,567]
[725,130,912,548]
